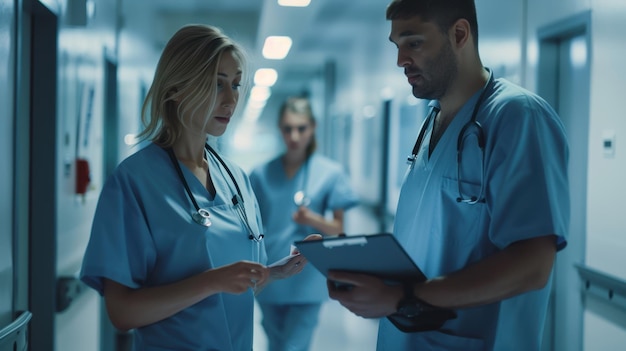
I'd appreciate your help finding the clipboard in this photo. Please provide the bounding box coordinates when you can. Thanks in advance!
[293,233,426,284]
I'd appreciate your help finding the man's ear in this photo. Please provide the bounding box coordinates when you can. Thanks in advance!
[451,18,471,49]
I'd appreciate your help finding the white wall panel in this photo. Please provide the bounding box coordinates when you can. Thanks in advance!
[584,307,626,351]
[585,0,626,281]
[583,2,626,347]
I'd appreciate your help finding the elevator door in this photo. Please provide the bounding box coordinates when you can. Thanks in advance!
[555,32,590,351]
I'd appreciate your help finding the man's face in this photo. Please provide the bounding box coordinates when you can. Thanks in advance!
[389,16,458,100]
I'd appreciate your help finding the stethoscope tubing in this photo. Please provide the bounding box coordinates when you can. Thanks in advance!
[407,68,493,204]
[166,143,263,241]
[293,156,311,206]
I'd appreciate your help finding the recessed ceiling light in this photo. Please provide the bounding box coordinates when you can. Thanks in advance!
[278,0,311,7]
[250,86,272,102]
[254,68,278,87]
[262,36,292,60]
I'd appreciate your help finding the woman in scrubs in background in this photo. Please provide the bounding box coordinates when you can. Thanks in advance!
[250,96,359,351]
[80,24,315,351]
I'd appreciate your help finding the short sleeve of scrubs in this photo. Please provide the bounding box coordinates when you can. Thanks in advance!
[80,163,156,295]
[485,86,569,250]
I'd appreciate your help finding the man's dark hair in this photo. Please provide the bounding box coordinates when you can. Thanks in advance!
[386,0,479,47]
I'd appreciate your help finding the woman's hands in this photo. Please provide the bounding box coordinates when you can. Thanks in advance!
[268,252,306,280]
[102,234,328,330]
[270,233,322,279]
[292,206,315,225]
[255,233,323,294]
[102,260,270,331]
[209,260,270,294]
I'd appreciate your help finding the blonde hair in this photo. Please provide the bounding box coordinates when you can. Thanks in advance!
[138,24,247,147]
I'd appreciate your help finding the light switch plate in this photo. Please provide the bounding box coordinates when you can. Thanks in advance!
[602,130,616,157]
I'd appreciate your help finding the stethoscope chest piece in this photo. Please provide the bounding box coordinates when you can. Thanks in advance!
[192,208,212,227]
[293,157,311,207]
[293,191,311,207]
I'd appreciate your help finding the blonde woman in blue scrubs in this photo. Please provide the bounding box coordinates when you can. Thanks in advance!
[250,97,359,351]
[80,25,316,351]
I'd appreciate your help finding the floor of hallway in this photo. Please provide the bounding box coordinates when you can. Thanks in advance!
[252,205,384,351]
[253,300,379,351]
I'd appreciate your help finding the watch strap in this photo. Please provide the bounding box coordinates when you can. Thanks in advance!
[388,281,457,333]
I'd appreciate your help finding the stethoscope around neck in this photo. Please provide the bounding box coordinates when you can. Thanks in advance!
[407,68,493,205]
[166,143,264,242]
[293,157,311,207]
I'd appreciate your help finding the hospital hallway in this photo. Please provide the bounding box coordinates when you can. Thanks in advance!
[3,0,626,350]
[252,205,382,351]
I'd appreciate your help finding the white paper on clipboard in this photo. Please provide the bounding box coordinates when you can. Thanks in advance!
[293,233,426,283]
[268,253,301,268]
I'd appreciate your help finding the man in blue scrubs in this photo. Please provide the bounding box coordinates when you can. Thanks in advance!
[326,1,569,350]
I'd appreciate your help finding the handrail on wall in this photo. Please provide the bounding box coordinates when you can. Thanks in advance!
[576,264,626,311]
[0,310,32,351]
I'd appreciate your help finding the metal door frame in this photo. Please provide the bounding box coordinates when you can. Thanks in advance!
[537,11,591,351]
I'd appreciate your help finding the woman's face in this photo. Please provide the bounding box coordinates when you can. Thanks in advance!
[190,50,242,137]
[280,110,315,154]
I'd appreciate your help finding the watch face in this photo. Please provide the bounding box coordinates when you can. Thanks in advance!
[390,297,458,333]
[397,299,423,317]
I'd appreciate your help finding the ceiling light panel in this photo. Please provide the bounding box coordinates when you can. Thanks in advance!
[250,86,272,102]
[278,0,311,7]
[262,36,292,60]
[254,68,278,87]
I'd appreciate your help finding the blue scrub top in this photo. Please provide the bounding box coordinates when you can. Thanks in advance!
[377,77,569,351]
[250,153,359,304]
[80,143,266,351]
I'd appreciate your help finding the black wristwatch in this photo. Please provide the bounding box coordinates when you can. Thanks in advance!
[388,282,457,333]
[395,282,436,317]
